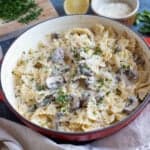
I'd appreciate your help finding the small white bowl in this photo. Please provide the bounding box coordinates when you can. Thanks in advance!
[91,0,139,25]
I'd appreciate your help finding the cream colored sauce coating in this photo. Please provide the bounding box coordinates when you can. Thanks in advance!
[12,24,149,132]
[98,2,132,18]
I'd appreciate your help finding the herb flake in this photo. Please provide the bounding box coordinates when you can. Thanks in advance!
[55,90,69,105]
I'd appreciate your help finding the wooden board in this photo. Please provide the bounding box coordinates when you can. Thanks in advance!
[0,0,58,38]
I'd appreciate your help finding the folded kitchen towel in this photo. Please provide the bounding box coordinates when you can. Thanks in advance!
[0,104,150,150]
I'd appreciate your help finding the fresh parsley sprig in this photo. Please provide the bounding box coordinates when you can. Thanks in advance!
[135,10,150,34]
[0,0,42,24]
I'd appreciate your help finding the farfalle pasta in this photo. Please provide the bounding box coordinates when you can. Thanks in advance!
[12,24,150,132]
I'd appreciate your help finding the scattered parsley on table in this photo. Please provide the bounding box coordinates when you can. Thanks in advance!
[0,0,42,24]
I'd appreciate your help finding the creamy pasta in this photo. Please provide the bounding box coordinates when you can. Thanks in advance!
[12,24,150,132]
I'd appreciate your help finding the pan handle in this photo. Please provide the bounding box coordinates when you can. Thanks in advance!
[0,82,4,102]
[0,91,4,102]
[144,37,150,48]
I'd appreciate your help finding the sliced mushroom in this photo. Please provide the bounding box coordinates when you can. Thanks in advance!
[80,91,92,107]
[78,63,93,76]
[121,73,133,87]
[70,95,81,111]
[82,91,91,99]
[51,33,60,39]
[85,76,96,90]
[133,53,145,65]
[46,76,64,89]
[28,104,37,112]
[117,68,138,85]
[37,95,55,107]
[114,46,122,53]
[51,48,64,63]
[95,91,105,101]
[115,74,121,82]
[85,76,96,85]
[52,64,70,76]
[124,96,139,113]
[53,112,64,130]
[124,69,138,81]
[77,78,87,89]
[80,99,88,108]
[64,49,75,65]
[34,62,43,69]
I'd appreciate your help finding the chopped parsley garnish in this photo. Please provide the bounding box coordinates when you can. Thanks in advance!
[0,0,42,24]
[97,97,104,104]
[18,8,42,24]
[116,88,121,96]
[55,90,69,105]
[47,55,52,62]
[121,64,130,70]
[106,91,110,96]
[94,47,102,55]
[73,51,80,60]
[98,79,105,87]
[84,47,90,52]
[60,106,68,113]
[82,63,90,70]
[36,84,46,91]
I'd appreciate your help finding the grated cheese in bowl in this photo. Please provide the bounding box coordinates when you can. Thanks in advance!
[97,2,132,19]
